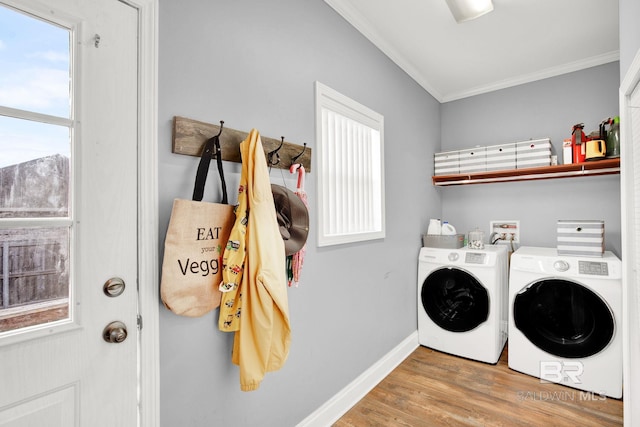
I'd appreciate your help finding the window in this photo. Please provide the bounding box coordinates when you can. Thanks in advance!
[0,4,73,334]
[315,81,385,246]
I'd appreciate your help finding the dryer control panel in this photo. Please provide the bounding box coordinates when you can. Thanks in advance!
[579,260,609,276]
[510,247,621,280]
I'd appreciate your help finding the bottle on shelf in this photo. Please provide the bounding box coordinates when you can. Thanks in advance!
[606,116,620,158]
[441,222,457,235]
[427,219,441,235]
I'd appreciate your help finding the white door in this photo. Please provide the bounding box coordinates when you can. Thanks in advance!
[0,0,139,425]
[622,54,640,427]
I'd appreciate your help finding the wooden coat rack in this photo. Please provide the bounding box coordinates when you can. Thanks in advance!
[172,116,312,172]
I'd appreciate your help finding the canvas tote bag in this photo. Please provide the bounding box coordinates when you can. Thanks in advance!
[161,133,235,317]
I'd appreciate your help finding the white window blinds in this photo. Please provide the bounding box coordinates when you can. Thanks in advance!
[315,82,385,246]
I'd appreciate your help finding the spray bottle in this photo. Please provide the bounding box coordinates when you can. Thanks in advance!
[606,116,620,158]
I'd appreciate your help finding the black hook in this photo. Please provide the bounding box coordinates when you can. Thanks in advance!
[268,136,284,166]
[215,120,224,137]
[206,120,224,159]
[290,142,307,165]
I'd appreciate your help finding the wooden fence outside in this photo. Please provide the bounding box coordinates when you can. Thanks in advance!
[0,228,69,309]
[0,155,70,312]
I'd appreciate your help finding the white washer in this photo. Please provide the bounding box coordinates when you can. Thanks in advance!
[508,246,622,398]
[417,245,508,364]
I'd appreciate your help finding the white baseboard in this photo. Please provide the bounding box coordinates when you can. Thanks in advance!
[296,331,419,427]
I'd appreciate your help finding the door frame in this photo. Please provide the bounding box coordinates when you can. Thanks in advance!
[125,0,159,425]
[621,48,640,427]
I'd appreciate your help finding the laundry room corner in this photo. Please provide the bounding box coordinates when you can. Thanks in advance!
[440,62,622,257]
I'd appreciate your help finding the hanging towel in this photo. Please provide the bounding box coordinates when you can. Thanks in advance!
[227,129,291,391]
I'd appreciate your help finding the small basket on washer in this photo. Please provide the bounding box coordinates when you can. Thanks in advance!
[422,234,464,249]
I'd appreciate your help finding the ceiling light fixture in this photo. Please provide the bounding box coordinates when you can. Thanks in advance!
[445,0,494,23]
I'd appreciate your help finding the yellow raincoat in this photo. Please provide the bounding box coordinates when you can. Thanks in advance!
[219,129,291,391]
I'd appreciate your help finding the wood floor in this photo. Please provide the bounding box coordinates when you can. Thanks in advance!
[334,345,623,427]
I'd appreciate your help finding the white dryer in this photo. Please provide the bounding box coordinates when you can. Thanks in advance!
[508,246,622,398]
[417,245,508,364]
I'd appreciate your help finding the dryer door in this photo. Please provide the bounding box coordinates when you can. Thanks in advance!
[420,267,489,332]
[513,279,614,358]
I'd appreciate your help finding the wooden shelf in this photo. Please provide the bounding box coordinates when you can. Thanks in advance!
[432,158,620,186]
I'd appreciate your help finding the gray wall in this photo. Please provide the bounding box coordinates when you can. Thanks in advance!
[440,62,622,257]
[158,1,440,425]
[620,0,640,79]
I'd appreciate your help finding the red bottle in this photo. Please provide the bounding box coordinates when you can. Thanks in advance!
[571,123,588,163]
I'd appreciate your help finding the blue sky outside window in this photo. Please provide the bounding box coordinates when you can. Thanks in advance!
[0,4,70,168]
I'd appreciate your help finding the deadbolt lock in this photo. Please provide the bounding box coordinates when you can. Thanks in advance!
[103,277,125,297]
[103,321,128,343]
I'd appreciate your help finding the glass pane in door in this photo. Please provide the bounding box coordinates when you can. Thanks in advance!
[0,227,70,332]
[0,4,71,118]
[0,116,70,218]
[0,4,73,336]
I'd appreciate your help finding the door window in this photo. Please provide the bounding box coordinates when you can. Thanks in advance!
[0,4,72,335]
[421,267,489,332]
[513,279,615,358]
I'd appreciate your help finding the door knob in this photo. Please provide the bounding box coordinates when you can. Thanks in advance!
[103,321,128,343]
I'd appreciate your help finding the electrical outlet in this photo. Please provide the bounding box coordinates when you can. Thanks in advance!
[489,220,520,246]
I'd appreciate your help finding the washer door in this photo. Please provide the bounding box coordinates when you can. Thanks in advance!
[513,279,614,358]
[421,267,489,332]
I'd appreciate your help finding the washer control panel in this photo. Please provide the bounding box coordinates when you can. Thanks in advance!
[448,252,459,262]
[465,252,486,264]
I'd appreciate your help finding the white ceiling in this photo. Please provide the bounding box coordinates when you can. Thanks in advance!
[324,0,620,103]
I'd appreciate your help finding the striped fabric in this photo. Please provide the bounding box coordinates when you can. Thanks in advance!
[458,147,486,173]
[557,220,605,257]
[516,138,552,169]
[485,143,516,171]
[434,150,459,175]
